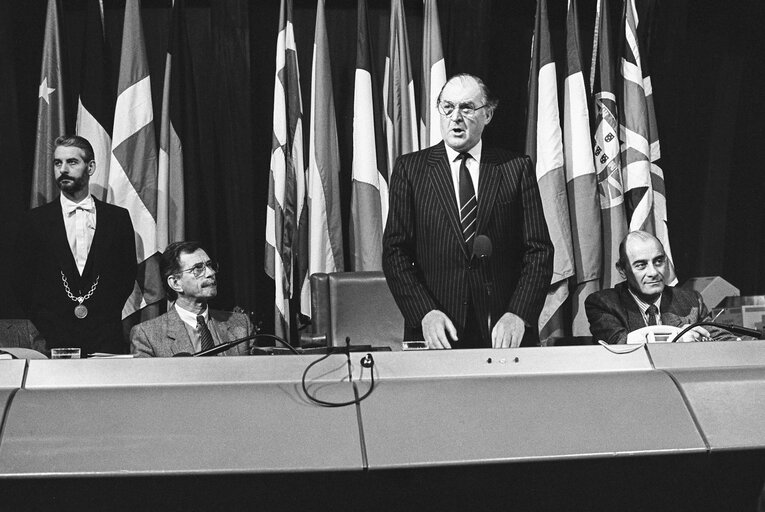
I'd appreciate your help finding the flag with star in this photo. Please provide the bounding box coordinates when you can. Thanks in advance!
[31,0,66,208]
[306,0,344,314]
[526,0,575,344]
[350,0,389,271]
[76,0,113,202]
[590,0,628,288]
[420,0,446,149]
[108,0,162,318]
[383,0,418,173]
[266,0,308,341]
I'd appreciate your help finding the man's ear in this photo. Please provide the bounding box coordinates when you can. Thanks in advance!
[616,261,627,281]
[484,108,494,125]
[87,160,96,176]
[167,274,183,295]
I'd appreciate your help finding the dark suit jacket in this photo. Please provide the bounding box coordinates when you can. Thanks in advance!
[382,142,553,346]
[585,282,734,344]
[12,196,137,355]
[130,307,254,357]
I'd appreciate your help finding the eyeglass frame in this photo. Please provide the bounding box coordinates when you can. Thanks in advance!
[176,260,220,279]
[437,100,489,118]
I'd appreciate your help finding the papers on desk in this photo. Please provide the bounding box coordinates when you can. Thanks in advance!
[88,353,135,359]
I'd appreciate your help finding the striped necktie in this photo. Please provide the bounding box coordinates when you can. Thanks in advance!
[646,305,659,326]
[458,152,478,249]
[196,315,215,352]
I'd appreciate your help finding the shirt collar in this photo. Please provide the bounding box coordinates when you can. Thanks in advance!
[60,194,95,214]
[174,302,209,328]
[445,139,483,164]
[628,288,662,316]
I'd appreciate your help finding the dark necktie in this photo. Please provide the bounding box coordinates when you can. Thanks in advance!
[197,315,215,352]
[458,152,477,249]
[646,305,659,326]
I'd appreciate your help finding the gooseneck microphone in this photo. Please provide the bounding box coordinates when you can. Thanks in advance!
[672,321,763,342]
[472,235,494,338]
[183,332,298,357]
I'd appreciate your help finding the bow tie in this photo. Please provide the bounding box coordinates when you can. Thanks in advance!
[67,203,94,215]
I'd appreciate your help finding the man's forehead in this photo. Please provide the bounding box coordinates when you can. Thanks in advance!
[53,146,85,160]
[626,237,664,261]
[441,77,483,102]
[180,249,209,264]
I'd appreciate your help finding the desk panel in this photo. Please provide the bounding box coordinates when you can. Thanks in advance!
[647,340,765,369]
[361,370,705,469]
[0,360,25,388]
[0,381,360,477]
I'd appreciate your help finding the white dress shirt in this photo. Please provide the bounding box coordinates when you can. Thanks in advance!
[445,140,482,210]
[60,194,97,275]
[628,289,663,326]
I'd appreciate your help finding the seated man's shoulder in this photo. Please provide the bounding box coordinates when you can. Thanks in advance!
[585,285,623,308]
[210,309,250,325]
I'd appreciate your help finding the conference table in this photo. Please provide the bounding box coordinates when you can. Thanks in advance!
[1,341,764,510]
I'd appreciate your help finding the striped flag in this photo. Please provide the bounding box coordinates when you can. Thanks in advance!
[265,0,308,341]
[639,5,676,285]
[157,0,192,250]
[619,0,654,234]
[108,0,162,318]
[76,0,113,202]
[383,0,419,173]
[31,0,66,208]
[420,0,446,148]
[305,0,344,313]
[525,0,575,344]
[590,0,628,288]
[350,0,389,271]
[563,0,602,335]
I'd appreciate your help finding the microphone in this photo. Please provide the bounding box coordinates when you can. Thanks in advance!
[172,352,192,357]
[193,332,299,357]
[672,321,763,342]
[472,235,494,340]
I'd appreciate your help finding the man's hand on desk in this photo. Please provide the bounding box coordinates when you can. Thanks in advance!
[676,324,712,342]
[422,310,456,349]
[492,312,526,348]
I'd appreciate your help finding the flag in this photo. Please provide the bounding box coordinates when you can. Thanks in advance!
[158,0,193,250]
[305,0,344,313]
[265,0,308,341]
[590,0,628,288]
[350,0,389,271]
[525,0,575,344]
[619,0,654,234]
[563,0,602,336]
[31,0,66,208]
[639,4,676,284]
[108,0,162,318]
[76,0,113,202]
[420,0,446,148]
[383,0,418,173]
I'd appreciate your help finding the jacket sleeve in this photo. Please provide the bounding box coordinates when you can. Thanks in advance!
[585,291,629,345]
[130,323,156,357]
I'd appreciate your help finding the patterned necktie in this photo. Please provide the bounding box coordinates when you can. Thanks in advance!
[646,305,659,326]
[196,315,215,352]
[458,152,477,249]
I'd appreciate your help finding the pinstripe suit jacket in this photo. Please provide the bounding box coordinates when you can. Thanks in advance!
[130,306,254,357]
[382,142,553,346]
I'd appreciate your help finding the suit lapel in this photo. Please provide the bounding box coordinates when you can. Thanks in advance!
[476,149,501,236]
[166,307,196,355]
[82,197,105,278]
[208,311,233,344]
[427,143,469,259]
[618,283,646,330]
[47,198,79,280]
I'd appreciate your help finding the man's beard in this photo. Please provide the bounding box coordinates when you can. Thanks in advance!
[57,175,87,194]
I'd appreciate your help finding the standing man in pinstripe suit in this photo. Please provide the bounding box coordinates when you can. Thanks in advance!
[383,74,553,349]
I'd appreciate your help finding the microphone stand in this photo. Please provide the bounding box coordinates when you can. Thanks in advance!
[671,321,762,343]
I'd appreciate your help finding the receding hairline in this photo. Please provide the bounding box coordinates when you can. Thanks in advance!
[617,231,665,268]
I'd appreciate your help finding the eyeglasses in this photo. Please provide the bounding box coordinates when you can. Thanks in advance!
[177,260,219,278]
[437,101,488,118]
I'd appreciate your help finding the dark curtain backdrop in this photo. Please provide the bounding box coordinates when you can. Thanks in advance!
[2,0,764,334]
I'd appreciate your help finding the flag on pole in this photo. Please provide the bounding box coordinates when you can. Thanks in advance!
[525,0,575,344]
[158,0,193,250]
[383,0,419,173]
[350,0,389,271]
[420,0,446,149]
[305,0,344,313]
[76,0,113,202]
[265,0,308,341]
[31,0,66,208]
[639,5,676,284]
[619,0,654,235]
[590,0,628,288]
[563,0,602,335]
[108,0,162,318]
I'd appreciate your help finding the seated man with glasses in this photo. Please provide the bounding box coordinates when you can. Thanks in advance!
[130,241,254,357]
[383,73,553,349]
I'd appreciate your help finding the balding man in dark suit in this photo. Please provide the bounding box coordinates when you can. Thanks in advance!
[383,74,553,349]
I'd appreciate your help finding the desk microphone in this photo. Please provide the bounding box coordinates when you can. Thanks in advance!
[473,235,494,337]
